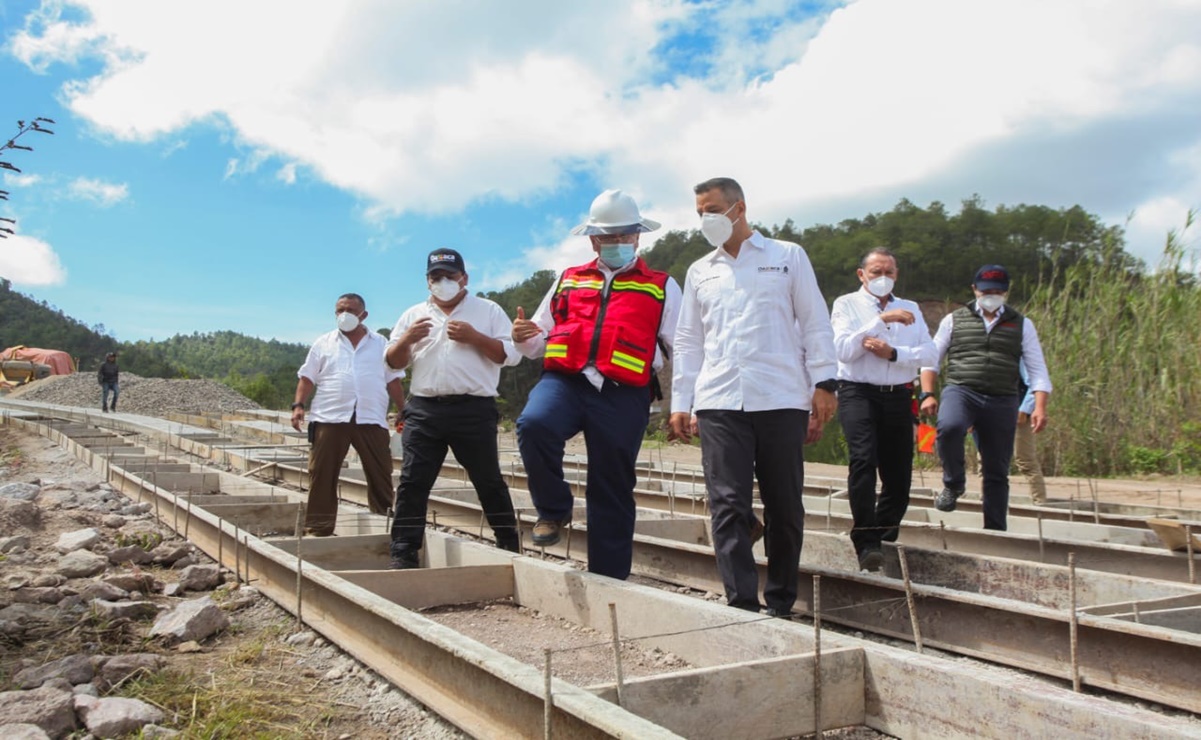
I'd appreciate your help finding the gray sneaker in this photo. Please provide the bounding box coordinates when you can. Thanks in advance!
[934,487,964,512]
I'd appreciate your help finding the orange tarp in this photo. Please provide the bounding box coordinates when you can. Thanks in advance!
[0,346,76,375]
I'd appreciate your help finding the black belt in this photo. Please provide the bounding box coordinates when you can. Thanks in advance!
[839,380,913,394]
[414,394,487,403]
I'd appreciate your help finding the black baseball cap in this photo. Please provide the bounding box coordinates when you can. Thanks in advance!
[426,248,465,275]
[973,264,1010,291]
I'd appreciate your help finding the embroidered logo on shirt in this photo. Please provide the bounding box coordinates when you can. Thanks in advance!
[758,265,788,273]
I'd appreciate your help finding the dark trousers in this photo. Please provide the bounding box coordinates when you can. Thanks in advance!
[306,422,393,536]
[100,381,119,411]
[696,408,807,613]
[838,383,914,555]
[517,371,649,580]
[391,396,518,557]
[936,384,1020,530]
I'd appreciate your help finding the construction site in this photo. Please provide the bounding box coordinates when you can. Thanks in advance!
[1,386,1200,739]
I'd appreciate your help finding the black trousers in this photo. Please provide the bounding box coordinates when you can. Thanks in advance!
[837,382,914,555]
[696,408,807,613]
[390,396,518,556]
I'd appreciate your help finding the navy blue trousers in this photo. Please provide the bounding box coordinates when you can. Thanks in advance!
[517,371,650,580]
[936,384,1020,530]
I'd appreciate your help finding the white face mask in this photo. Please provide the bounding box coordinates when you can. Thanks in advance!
[700,202,740,248]
[977,293,1006,313]
[336,311,361,333]
[866,275,894,298]
[429,277,463,302]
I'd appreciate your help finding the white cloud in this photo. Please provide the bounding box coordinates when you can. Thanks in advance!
[10,0,1201,252]
[3,173,42,188]
[67,177,128,206]
[276,162,297,185]
[0,233,68,285]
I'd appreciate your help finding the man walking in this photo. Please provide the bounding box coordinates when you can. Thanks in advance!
[386,249,522,569]
[292,294,405,536]
[98,351,119,412]
[670,177,838,615]
[920,265,1051,530]
[831,248,936,571]
[513,189,681,580]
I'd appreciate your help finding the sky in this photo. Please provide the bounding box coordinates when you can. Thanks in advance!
[1,0,1199,346]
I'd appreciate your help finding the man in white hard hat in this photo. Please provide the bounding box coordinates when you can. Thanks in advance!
[512,189,681,580]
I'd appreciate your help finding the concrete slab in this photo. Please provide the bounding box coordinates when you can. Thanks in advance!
[340,564,516,610]
[201,502,302,537]
[588,649,865,739]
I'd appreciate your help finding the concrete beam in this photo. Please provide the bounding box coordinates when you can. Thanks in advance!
[339,565,515,610]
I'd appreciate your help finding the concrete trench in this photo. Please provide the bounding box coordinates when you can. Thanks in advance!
[3,402,1201,737]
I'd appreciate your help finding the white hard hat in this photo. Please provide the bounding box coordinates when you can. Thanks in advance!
[570,189,661,236]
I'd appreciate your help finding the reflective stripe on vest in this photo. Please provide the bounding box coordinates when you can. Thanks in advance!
[544,258,669,387]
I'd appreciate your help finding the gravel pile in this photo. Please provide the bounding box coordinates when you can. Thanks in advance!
[6,372,261,416]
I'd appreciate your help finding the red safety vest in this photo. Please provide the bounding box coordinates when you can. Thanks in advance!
[544,258,669,387]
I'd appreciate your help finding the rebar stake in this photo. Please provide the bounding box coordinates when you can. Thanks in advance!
[1187,525,1196,585]
[295,505,305,627]
[543,648,554,740]
[898,546,924,653]
[1037,514,1045,563]
[608,603,626,707]
[813,575,823,739]
[1069,552,1080,692]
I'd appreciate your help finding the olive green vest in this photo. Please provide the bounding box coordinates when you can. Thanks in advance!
[945,303,1024,395]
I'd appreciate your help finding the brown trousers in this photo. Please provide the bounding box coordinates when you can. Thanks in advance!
[305,422,394,535]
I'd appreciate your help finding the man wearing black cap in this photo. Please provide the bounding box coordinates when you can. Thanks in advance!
[98,352,120,412]
[919,265,1052,530]
[384,248,521,568]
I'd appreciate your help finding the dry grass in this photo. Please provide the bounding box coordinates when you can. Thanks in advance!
[1025,210,1201,476]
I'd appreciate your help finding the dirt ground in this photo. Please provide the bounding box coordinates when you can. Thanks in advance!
[0,427,463,739]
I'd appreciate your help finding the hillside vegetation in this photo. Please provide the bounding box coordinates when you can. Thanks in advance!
[4,198,1198,476]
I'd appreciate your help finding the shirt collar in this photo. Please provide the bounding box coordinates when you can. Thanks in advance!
[858,286,894,308]
[707,230,765,263]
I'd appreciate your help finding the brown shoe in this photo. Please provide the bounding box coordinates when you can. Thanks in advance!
[531,518,569,547]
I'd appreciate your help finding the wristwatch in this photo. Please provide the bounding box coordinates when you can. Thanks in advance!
[918,391,935,402]
[291,402,305,410]
[814,379,838,393]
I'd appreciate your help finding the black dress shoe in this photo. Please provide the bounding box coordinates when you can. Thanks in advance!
[389,554,420,570]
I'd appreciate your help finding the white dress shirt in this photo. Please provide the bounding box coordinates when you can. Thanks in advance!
[516,258,682,391]
[298,329,402,428]
[831,288,937,386]
[922,305,1052,393]
[389,293,520,398]
[671,231,837,413]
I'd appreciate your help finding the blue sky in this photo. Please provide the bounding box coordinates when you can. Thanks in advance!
[2,0,1199,346]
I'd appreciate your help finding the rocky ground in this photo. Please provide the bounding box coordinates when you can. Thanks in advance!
[0,427,462,739]
[5,374,261,417]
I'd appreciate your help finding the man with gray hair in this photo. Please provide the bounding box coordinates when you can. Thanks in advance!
[831,248,936,571]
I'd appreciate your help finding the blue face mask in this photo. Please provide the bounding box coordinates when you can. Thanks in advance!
[599,242,636,269]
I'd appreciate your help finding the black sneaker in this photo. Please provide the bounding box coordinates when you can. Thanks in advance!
[858,547,884,572]
[934,487,964,512]
[388,554,419,570]
[764,607,792,619]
